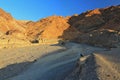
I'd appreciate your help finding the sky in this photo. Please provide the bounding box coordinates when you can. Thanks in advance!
[0,0,120,21]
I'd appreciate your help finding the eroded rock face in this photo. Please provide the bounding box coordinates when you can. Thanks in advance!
[70,9,105,32]
[75,29,120,48]
[25,16,80,40]
[69,5,120,47]
[69,6,120,32]
[0,8,27,40]
[0,5,120,47]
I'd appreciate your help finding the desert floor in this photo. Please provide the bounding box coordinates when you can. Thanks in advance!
[0,42,120,80]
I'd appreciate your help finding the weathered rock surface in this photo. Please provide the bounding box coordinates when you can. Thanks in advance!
[75,29,120,48]
[0,5,120,47]
[69,5,120,47]
[0,8,28,46]
[25,16,80,40]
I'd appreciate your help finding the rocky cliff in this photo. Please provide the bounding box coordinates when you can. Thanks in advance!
[70,5,120,47]
[0,5,120,47]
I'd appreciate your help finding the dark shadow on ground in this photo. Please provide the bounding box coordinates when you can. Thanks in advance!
[0,46,68,80]
[79,54,100,80]
[0,61,33,80]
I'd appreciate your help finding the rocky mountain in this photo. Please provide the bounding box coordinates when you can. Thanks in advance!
[0,5,120,48]
[0,8,27,40]
[0,8,29,48]
[25,16,80,41]
[71,5,120,47]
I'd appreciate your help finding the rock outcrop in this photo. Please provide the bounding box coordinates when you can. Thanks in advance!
[0,5,120,47]
[0,8,27,40]
[25,16,80,41]
[70,5,120,47]
[75,29,120,48]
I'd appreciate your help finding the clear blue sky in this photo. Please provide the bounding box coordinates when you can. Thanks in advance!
[0,0,120,21]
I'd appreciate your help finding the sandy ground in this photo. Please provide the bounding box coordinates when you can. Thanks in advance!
[65,47,120,80]
[1,42,119,80]
[0,44,64,80]
[6,43,106,80]
[94,48,120,80]
[0,42,105,80]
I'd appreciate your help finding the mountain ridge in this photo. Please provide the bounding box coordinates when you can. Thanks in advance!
[0,5,120,48]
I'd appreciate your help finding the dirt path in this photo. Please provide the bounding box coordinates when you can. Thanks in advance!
[0,42,106,80]
[95,53,120,80]
[65,48,120,80]
[0,44,64,80]
[6,45,81,80]
[4,43,104,80]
